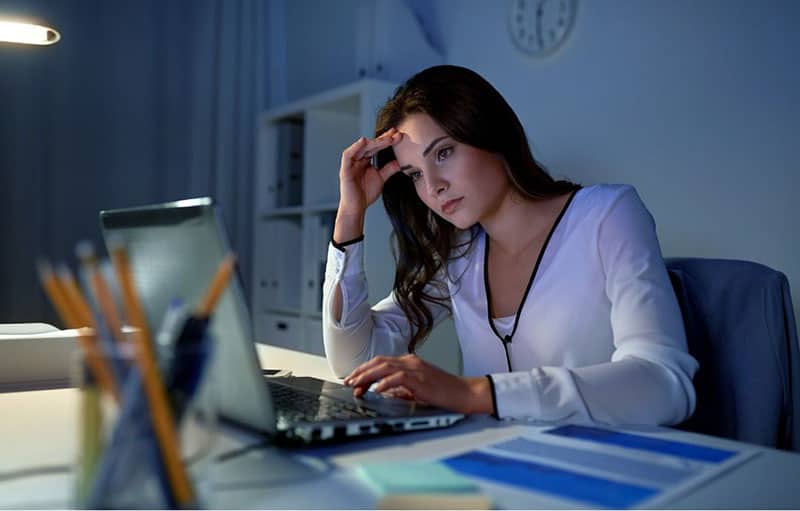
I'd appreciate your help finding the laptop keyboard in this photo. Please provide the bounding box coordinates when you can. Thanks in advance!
[267,382,379,423]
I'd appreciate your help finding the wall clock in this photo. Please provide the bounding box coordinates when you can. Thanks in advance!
[508,0,577,57]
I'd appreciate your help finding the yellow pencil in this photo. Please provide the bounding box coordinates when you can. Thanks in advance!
[75,383,104,506]
[56,264,96,329]
[75,241,127,344]
[37,261,121,403]
[109,241,195,507]
[37,260,81,328]
[196,253,236,318]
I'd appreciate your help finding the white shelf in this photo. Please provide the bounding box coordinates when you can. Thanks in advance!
[261,307,303,317]
[304,202,339,214]
[260,202,338,219]
[252,79,397,355]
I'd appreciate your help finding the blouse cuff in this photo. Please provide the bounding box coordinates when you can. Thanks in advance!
[326,239,366,280]
[489,370,544,419]
[332,234,364,252]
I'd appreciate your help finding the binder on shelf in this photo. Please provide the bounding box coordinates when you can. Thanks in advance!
[275,120,304,207]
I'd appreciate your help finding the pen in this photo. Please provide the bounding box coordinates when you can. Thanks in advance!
[109,240,196,507]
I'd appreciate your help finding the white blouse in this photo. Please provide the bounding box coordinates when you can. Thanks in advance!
[322,184,698,426]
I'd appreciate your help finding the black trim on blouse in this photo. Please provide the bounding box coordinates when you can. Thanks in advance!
[486,375,500,419]
[332,234,365,252]
[483,188,581,372]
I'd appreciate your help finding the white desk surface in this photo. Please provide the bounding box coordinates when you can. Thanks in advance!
[1,344,799,509]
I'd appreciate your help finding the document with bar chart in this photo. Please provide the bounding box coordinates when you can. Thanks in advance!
[440,424,756,509]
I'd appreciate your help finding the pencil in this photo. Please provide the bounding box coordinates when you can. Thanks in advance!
[75,241,127,344]
[57,264,96,329]
[75,381,104,506]
[36,260,81,328]
[109,240,196,507]
[37,261,121,403]
[196,253,236,318]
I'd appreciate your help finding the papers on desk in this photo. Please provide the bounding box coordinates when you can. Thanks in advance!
[438,424,755,509]
[0,323,81,392]
[341,423,756,509]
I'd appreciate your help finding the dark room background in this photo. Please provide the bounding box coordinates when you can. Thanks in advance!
[0,0,267,324]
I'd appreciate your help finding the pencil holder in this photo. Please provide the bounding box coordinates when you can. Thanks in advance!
[71,329,217,509]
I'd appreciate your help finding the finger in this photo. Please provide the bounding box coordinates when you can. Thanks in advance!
[373,370,419,394]
[381,385,415,400]
[373,127,397,142]
[356,130,402,161]
[341,136,368,162]
[344,356,391,385]
[354,133,400,161]
[348,361,402,389]
[343,156,371,176]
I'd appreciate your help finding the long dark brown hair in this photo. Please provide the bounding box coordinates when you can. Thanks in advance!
[376,65,579,352]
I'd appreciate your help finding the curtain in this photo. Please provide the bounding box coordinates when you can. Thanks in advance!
[0,0,268,323]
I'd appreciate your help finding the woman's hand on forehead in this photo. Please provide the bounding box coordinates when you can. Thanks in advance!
[354,127,402,161]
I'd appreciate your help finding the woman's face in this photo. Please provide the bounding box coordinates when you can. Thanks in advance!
[393,113,511,229]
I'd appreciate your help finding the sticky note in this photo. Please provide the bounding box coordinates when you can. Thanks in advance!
[356,460,479,495]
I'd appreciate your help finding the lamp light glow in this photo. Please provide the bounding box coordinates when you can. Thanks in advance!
[0,20,61,45]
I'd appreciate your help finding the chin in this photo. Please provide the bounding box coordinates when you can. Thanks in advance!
[446,214,476,230]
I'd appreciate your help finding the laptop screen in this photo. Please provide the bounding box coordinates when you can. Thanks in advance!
[99,197,275,432]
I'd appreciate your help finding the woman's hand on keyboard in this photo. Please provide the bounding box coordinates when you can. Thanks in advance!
[343,354,493,414]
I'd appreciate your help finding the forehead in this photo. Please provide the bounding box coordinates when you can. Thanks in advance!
[397,113,446,142]
[395,113,448,160]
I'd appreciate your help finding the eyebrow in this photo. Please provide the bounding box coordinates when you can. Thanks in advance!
[399,135,450,172]
[423,136,449,157]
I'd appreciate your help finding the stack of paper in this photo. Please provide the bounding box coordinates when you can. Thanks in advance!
[0,323,81,392]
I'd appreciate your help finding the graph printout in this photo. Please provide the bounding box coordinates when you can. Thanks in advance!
[442,425,755,509]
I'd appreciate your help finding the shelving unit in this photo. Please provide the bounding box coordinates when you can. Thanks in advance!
[252,79,398,355]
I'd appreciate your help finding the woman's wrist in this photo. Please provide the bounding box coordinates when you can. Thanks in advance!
[462,376,494,415]
[333,209,365,245]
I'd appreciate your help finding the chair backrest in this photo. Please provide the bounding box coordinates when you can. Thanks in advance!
[665,257,800,451]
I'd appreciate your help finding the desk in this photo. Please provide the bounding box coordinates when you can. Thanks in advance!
[1,344,799,509]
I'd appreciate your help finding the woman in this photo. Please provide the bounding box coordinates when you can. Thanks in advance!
[322,65,697,426]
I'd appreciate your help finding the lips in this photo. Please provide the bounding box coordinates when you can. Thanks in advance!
[441,197,463,215]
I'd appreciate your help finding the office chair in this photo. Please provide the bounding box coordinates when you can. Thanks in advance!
[665,257,800,452]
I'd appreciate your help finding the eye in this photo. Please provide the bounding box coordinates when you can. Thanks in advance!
[436,146,453,162]
[407,170,422,183]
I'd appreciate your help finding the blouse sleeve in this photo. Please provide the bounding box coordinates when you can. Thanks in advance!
[489,187,698,426]
[321,240,451,378]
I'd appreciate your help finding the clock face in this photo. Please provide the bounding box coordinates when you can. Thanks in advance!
[509,0,577,57]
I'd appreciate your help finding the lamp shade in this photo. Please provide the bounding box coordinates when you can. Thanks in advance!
[0,18,61,45]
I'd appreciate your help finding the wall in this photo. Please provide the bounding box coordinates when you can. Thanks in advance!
[435,0,799,322]
[277,0,799,349]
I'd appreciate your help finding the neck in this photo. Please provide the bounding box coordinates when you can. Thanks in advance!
[480,192,556,257]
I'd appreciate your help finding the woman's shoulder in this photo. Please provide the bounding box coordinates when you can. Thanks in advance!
[575,183,638,205]
[573,183,645,215]
[565,184,646,231]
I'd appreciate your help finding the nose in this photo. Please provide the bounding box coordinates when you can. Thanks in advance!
[423,169,448,197]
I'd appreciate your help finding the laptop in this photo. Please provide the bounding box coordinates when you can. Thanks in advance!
[98,197,464,444]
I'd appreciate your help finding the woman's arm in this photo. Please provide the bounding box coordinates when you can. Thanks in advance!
[322,239,451,378]
[490,186,698,426]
